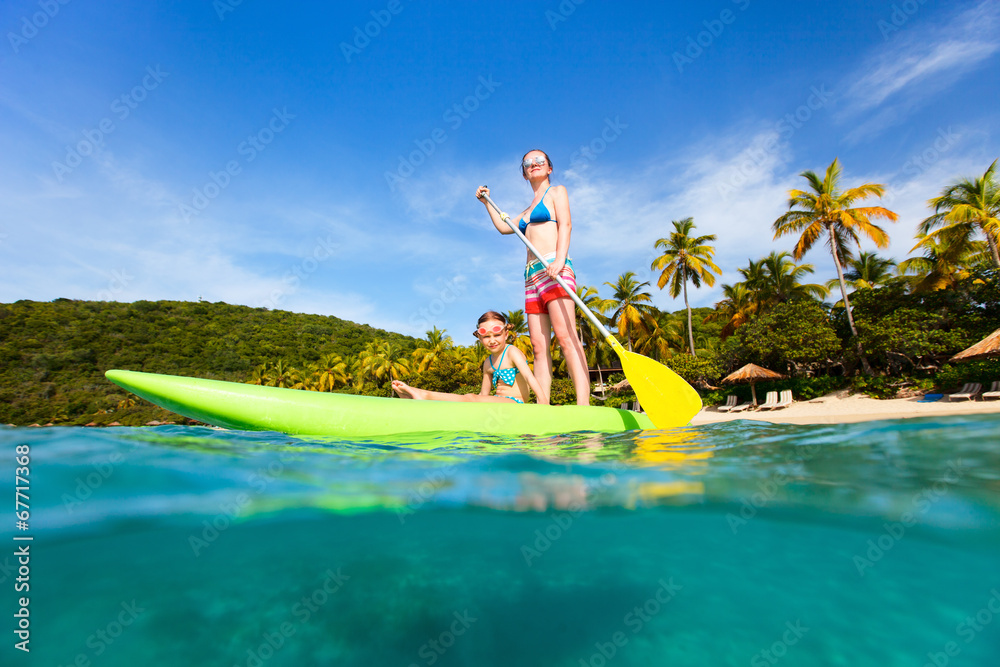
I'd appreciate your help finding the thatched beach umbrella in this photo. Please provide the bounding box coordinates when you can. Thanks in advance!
[722,363,785,405]
[611,378,631,392]
[949,327,1000,363]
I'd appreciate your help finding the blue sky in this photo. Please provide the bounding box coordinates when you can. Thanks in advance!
[2,0,999,346]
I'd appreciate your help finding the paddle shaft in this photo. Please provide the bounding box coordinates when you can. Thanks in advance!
[479,192,619,347]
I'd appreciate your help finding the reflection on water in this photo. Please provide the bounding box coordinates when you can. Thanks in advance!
[3,415,1000,667]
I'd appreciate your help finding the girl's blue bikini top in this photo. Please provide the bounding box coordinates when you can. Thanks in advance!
[519,185,554,233]
[490,345,520,390]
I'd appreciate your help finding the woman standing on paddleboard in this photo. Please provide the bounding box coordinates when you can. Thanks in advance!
[476,150,590,406]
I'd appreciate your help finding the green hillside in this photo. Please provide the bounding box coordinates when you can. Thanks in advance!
[0,299,417,425]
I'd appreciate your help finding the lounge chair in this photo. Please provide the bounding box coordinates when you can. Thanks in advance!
[772,390,793,410]
[757,391,780,410]
[949,383,982,401]
[717,395,738,412]
[982,381,1000,401]
[729,401,751,413]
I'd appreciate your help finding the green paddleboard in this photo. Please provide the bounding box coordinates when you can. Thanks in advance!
[105,370,656,436]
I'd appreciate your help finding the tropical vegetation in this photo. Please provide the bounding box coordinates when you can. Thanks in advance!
[2,158,999,425]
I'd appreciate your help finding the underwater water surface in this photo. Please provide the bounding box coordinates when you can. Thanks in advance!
[2,415,999,666]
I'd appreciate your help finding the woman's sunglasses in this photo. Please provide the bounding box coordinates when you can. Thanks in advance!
[522,156,547,169]
[477,324,506,336]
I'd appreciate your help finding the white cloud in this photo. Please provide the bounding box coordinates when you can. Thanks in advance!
[840,1,1000,140]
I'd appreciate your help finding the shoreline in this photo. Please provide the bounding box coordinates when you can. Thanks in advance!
[690,389,1000,425]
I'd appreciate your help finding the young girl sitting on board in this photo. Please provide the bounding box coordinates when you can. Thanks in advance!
[391,311,549,405]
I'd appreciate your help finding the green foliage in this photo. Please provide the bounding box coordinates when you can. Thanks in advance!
[408,355,481,394]
[737,301,842,373]
[602,393,636,410]
[664,354,720,385]
[847,374,936,400]
[0,299,417,425]
[849,375,907,400]
[854,307,965,372]
[548,377,595,406]
[933,360,1000,393]
[842,274,999,375]
[711,376,848,405]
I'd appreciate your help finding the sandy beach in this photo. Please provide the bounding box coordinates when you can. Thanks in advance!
[691,389,1000,425]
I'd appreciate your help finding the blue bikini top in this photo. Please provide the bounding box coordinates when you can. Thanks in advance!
[490,345,520,390]
[519,185,554,233]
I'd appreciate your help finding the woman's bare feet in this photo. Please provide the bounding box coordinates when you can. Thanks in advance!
[391,380,426,400]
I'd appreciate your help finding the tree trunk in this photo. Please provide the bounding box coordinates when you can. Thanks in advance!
[985,226,1000,268]
[684,268,696,356]
[830,225,872,375]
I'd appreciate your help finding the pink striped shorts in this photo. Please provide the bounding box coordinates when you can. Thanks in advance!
[524,254,576,315]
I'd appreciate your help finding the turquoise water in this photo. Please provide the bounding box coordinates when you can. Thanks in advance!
[3,417,1000,666]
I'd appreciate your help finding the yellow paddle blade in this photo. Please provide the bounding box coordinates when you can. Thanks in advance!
[612,340,703,428]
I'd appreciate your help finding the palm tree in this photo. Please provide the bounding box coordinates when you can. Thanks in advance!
[600,272,656,351]
[829,251,898,293]
[505,309,532,360]
[454,345,486,375]
[247,364,270,385]
[571,285,610,390]
[772,157,897,371]
[412,327,453,373]
[267,360,301,388]
[574,285,610,352]
[376,341,412,383]
[353,342,411,390]
[634,309,682,361]
[651,217,722,355]
[312,353,349,392]
[759,251,829,304]
[920,159,1000,268]
[709,282,758,339]
[899,231,983,292]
